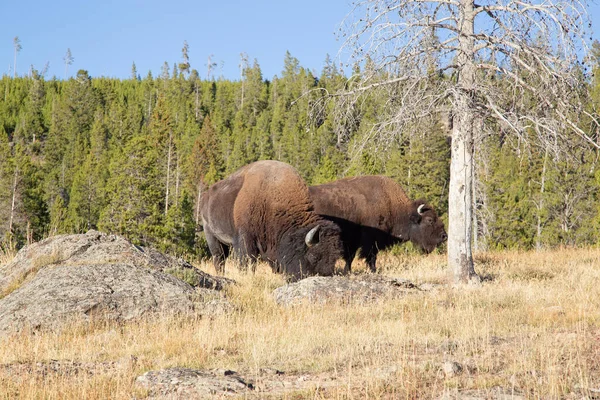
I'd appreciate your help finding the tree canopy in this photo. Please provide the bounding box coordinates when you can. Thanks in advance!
[1,40,600,261]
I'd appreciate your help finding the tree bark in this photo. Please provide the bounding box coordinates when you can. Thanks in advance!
[175,153,180,208]
[8,165,19,235]
[195,182,203,225]
[472,156,478,252]
[448,107,479,283]
[195,81,200,120]
[164,131,172,216]
[448,0,480,284]
[536,148,548,250]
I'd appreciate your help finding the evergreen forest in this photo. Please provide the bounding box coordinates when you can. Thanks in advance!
[2,48,600,258]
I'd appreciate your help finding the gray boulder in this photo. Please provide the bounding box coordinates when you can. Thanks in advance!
[0,263,230,333]
[437,387,525,400]
[273,274,423,306]
[0,230,232,293]
[0,231,232,333]
[136,366,356,398]
[136,368,254,399]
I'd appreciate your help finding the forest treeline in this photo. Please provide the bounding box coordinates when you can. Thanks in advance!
[1,49,600,258]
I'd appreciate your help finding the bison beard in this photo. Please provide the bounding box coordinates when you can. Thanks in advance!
[309,175,447,272]
[200,160,343,281]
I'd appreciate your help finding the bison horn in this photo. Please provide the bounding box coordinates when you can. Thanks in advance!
[305,225,321,247]
[417,204,427,215]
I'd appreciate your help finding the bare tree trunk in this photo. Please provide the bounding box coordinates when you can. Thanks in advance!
[195,81,200,120]
[536,148,549,250]
[8,166,19,235]
[195,182,203,225]
[407,138,412,191]
[472,117,484,252]
[87,175,93,230]
[26,221,32,244]
[61,160,65,187]
[448,0,480,284]
[239,53,248,109]
[240,78,245,110]
[175,153,180,208]
[472,154,478,253]
[164,131,172,216]
[448,108,479,283]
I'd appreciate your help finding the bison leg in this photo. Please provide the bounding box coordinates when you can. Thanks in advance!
[340,231,360,274]
[342,244,357,273]
[233,233,260,273]
[343,259,352,273]
[340,247,353,273]
[358,242,379,273]
[364,249,378,273]
[358,229,379,273]
[205,231,229,275]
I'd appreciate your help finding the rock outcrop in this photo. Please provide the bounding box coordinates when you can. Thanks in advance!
[0,230,232,293]
[273,274,427,306]
[136,368,255,399]
[135,367,343,399]
[0,231,232,333]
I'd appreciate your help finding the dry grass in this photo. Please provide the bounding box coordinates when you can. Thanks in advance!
[0,242,16,269]
[1,248,600,398]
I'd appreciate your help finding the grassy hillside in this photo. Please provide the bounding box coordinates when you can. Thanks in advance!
[1,249,599,398]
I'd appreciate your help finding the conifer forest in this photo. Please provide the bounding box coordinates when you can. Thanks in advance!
[2,46,600,258]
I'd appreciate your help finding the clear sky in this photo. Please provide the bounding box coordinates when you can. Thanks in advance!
[0,0,354,81]
[1,0,599,81]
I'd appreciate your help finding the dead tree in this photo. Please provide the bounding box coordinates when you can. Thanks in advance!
[336,0,593,283]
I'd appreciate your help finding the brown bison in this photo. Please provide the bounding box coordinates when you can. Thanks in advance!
[309,175,447,272]
[200,160,343,280]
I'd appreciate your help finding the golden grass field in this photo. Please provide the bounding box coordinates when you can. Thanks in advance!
[0,247,599,399]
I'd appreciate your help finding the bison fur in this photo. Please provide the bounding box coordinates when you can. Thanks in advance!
[309,175,447,272]
[201,160,343,281]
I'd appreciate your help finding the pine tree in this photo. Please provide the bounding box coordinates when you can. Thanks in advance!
[0,126,13,241]
[0,48,595,257]
[186,115,222,224]
[162,193,196,255]
[387,119,451,216]
[10,145,49,244]
[14,68,46,149]
[312,148,345,184]
[148,93,173,215]
[13,37,22,78]
[178,41,190,77]
[65,111,109,232]
[63,48,74,79]
[482,137,535,249]
[131,62,138,81]
[98,136,163,246]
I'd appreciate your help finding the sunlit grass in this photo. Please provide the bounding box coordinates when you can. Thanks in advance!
[1,248,599,398]
[0,242,17,269]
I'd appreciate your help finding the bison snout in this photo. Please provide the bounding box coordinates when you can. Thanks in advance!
[441,232,448,242]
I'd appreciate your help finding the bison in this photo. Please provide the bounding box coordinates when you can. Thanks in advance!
[309,175,447,273]
[200,160,343,280]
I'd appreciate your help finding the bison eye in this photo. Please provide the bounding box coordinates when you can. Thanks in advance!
[425,217,434,225]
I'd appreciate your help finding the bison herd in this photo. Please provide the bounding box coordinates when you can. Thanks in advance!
[201,160,447,281]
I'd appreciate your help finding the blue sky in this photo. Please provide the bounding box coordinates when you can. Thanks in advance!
[0,0,353,81]
[1,0,599,81]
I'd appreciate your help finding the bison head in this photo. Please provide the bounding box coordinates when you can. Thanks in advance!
[278,220,343,281]
[408,201,447,253]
